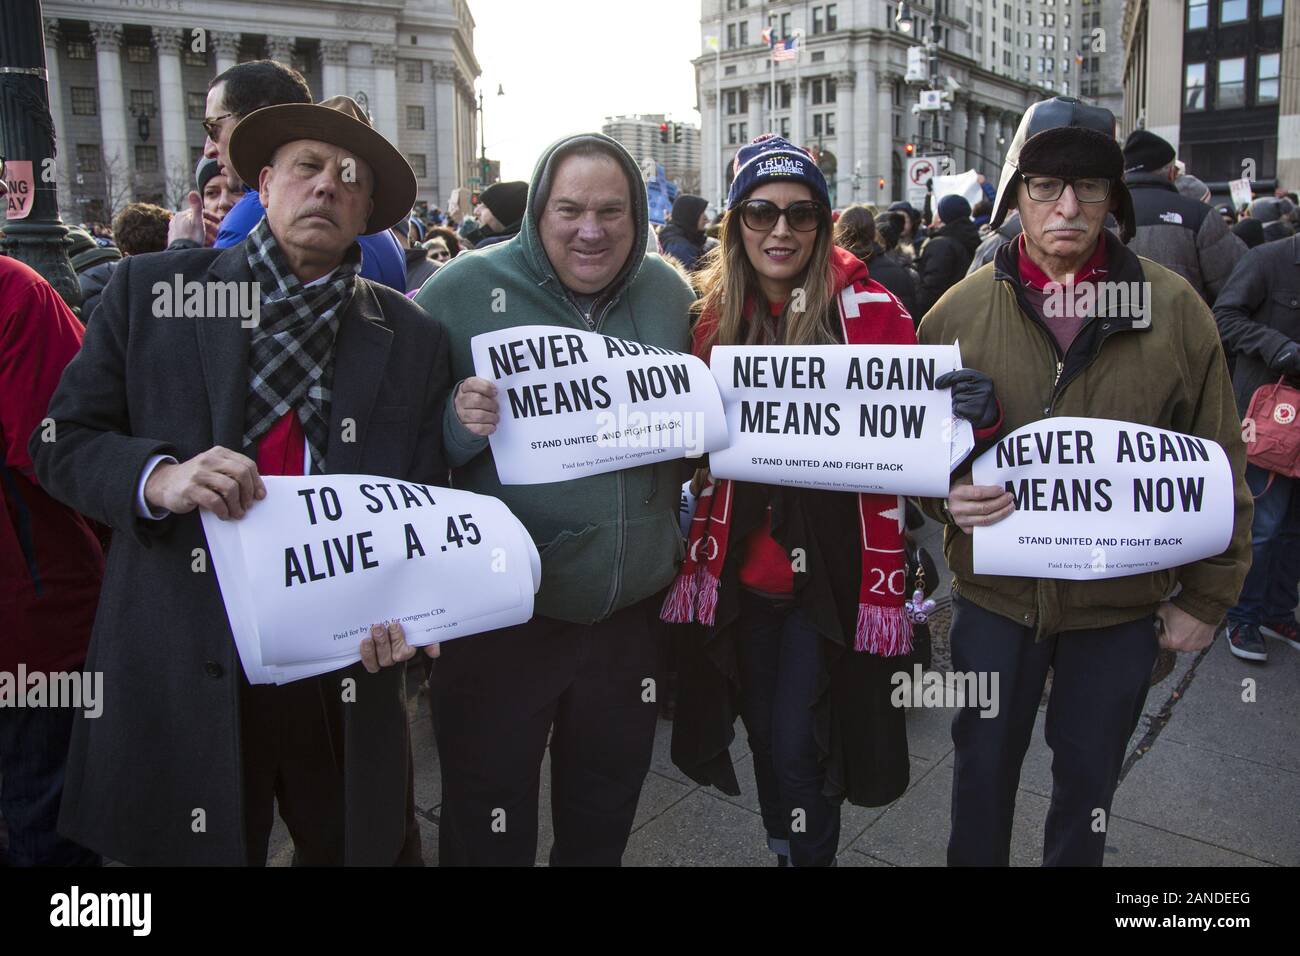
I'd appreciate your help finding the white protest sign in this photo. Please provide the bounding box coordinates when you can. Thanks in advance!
[1228,177,1253,211]
[932,169,984,208]
[202,475,540,684]
[972,417,1235,579]
[471,324,727,485]
[707,343,974,497]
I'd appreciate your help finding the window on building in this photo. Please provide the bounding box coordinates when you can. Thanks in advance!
[1262,0,1282,16]
[406,105,425,129]
[779,117,790,137]
[190,146,203,167]
[781,12,791,35]
[892,80,901,106]
[725,64,737,75]
[1259,52,1280,104]
[1219,0,1246,25]
[1217,57,1246,109]
[826,4,838,30]
[977,36,983,54]
[183,48,207,67]
[70,86,97,116]
[728,122,738,145]
[186,91,205,120]
[135,144,159,172]
[826,112,836,134]
[129,89,155,115]
[1064,13,1071,28]
[405,60,423,83]
[1003,49,1012,66]
[813,114,823,136]
[1184,62,1206,110]
[811,50,825,62]
[726,0,735,9]
[813,6,824,34]
[126,43,152,64]
[779,82,792,109]
[725,90,736,115]
[739,121,748,140]
[67,40,90,60]
[893,113,901,137]
[739,21,748,45]
[727,23,736,49]
[1003,26,1011,41]
[76,144,101,173]
[410,153,427,178]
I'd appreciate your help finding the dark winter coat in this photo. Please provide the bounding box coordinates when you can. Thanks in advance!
[1213,233,1300,417]
[968,213,1023,275]
[857,244,919,320]
[1124,171,1247,304]
[77,259,118,323]
[658,222,707,272]
[916,217,980,317]
[404,245,438,294]
[30,241,452,866]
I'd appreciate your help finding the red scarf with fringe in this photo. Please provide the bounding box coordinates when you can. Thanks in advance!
[662,247,916,656]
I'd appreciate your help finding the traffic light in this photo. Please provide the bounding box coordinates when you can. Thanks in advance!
[673,123,683,144]
[905,142,915,156]
[879,177,886,191]
[659,123,669,143]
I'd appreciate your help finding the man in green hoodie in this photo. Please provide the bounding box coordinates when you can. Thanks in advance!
[414,134,694,865]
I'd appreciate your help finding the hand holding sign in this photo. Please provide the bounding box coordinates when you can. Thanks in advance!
[144,445,266,519]
[360,620,438,674]
[454,377,500,436]
[947,475,1015,532]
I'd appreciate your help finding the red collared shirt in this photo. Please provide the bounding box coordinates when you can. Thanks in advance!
[1015,233,1108,355]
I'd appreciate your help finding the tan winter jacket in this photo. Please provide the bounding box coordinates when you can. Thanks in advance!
[917,231,1252,637]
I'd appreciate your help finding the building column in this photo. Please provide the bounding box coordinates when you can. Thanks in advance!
[701,88,718,208]
[266,35,295,67]
[747,83,764,143]
[795,76,809,150]
[371,43,398,142]
[89,21,130,203]
[835,70,855,204]
[43,18,70,207]
[951,94,969,171]
[1278,0,1300,190]
[153,27,188,198]
[433,63,457,199]
[211,30,239,74]
[876,70,895,204]
[320,40,348,98]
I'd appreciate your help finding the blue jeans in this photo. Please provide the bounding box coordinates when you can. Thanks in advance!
[735,591,840,866]
[0,703,100,866]
[1227,465,1300,626]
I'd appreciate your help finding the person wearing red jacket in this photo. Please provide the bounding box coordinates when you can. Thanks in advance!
[661,136,1001,866]
[0,244,104,866]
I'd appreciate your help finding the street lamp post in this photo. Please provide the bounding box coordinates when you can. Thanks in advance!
[0,0,81,310]
[475,83,504,191]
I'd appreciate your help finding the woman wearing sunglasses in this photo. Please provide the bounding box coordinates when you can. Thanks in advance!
[664,135,998,866]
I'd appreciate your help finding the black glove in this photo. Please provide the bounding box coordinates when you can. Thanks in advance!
[936,368,999,430]
[1271,348,1300,377]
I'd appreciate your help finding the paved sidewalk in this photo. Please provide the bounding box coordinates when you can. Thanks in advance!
[268,517,1298,866]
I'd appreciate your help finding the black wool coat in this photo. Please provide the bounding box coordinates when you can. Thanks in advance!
[31,243,452,865]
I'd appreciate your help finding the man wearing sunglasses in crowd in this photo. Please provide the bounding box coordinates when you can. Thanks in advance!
[916,97,1252,866]
[168,60,406,292]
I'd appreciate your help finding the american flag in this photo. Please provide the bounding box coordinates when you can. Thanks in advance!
[772,36,799,61]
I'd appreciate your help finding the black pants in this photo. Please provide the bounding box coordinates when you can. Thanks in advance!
[432,598,661,866]
[240,674,424,867]
[736,591,839,866]
[947,595,1158,867]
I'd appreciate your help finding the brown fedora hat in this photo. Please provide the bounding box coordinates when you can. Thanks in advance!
[227,95,416,235]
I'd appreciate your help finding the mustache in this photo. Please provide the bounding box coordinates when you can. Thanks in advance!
[1045,217,1089,231]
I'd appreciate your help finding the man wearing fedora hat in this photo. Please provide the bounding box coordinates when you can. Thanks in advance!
[32,96,451,865]
[917,97,1251,866]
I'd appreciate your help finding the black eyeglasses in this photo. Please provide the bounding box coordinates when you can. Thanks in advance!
[202,112,234,139]
[737,199,825,233]
[1020,174,1112,203]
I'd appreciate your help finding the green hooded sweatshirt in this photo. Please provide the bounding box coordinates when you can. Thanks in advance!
[414,133,695,624]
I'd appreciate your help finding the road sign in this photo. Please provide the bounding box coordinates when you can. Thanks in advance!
[906,155,939,209]
[467,176,482,186]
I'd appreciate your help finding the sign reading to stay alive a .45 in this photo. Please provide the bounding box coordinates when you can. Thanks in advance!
[972,417,1236,580]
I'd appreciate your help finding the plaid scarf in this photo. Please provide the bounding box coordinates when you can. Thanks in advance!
[242,217,361,474]
[662,261,916,656]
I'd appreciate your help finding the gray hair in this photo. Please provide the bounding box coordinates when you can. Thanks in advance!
[1175,174,1210,204]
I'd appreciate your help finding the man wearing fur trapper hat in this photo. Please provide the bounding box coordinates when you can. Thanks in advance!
[916,97,1252,866]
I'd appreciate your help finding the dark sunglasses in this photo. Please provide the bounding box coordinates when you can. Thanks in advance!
[737,199,825,233]
[201,112,234,139]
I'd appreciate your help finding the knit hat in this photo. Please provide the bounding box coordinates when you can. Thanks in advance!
[726,134,830,210]
[65,226,122,273]
[1249,197,1283,223]
[992,96,1134,242]
[936,193,971,223]
[195,156,221,194]
[1175,174,1210,203]
[478,180,528,230]
[1123,129,1177,174]
[1231,217,1265,249]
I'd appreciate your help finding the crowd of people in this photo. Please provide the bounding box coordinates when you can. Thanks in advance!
[0,57,1290,870]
